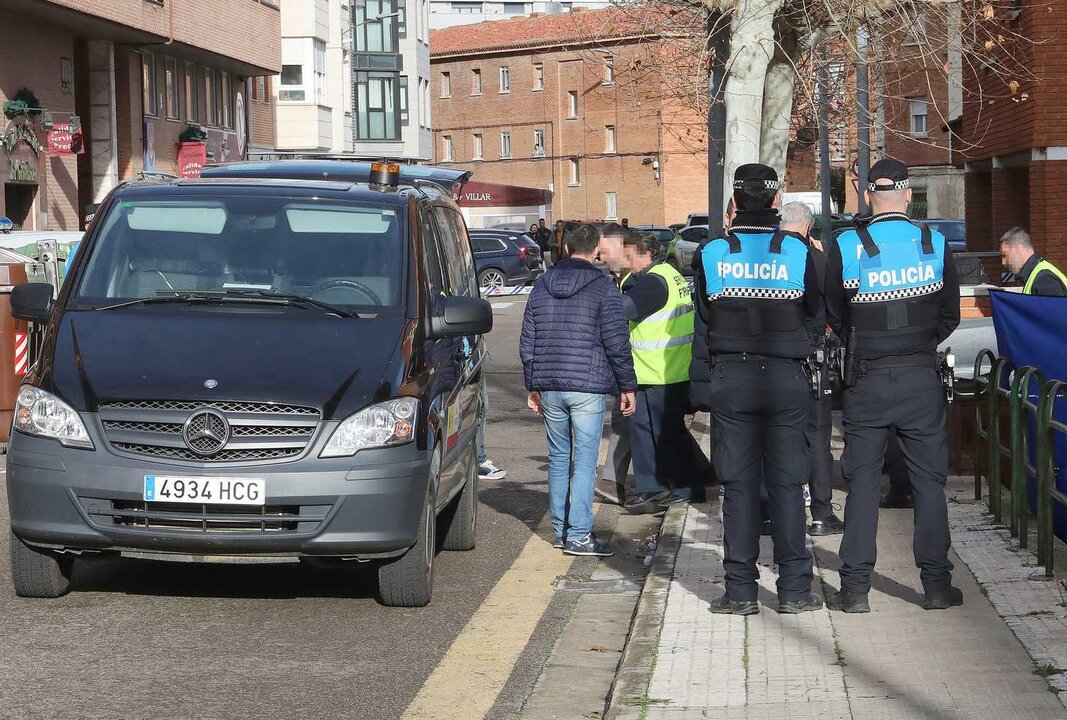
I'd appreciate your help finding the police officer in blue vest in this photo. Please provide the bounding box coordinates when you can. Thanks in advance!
[701,164,823,615]
[826,158,962,612]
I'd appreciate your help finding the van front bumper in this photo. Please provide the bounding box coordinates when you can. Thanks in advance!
[6,432,432,559]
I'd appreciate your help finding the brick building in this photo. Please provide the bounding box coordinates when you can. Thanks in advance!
[0,0,280,231]
[429,7,710,228]
[959,1,1067,269]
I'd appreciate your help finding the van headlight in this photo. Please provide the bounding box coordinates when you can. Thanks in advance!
[321,398,418,457]
[14,386,94,449]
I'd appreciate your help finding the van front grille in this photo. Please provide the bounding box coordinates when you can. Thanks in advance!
[78,496,331,535]
[99,400,320,465]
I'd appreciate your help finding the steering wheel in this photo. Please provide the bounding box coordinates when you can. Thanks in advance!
[308,278,382,306]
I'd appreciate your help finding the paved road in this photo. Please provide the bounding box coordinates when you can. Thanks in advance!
[0,298,618,720]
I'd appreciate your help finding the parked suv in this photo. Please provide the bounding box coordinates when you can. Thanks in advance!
[7,161,492,607]
[469,229,543,290]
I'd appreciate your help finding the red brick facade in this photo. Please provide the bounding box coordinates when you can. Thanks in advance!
[0,0,280,231]
[959,1,1067,266]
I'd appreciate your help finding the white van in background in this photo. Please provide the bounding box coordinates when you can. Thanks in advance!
[781,191,838,216]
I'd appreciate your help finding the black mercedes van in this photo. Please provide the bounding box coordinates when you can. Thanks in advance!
[6,162,492,607]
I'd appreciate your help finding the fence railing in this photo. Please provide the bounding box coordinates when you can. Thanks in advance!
[973,351,1067,575]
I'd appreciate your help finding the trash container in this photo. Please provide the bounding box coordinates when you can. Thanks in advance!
[0,262,31,446]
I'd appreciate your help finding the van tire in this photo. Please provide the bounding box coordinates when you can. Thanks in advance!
[9,531,74,598]
[441,446,478,551]
[377,482,436,607]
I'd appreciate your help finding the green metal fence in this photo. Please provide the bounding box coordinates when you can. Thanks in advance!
[973,351,1067,575]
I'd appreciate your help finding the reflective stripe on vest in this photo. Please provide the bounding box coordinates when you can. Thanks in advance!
[1023,260,1067,294]
[629,262,695,385]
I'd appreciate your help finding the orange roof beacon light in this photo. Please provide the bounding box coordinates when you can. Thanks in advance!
[370,161,401,189]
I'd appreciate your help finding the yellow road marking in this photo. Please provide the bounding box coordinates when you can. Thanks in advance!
[401,521,576,720]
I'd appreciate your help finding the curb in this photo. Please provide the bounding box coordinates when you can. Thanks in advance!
[602,503,687,720]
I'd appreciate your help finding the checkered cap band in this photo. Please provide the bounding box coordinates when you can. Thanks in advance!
[843,279,860,290]
[868,179,910,192]
[851,280,943,303]
[710,287,804,301]
[733,179,781,190]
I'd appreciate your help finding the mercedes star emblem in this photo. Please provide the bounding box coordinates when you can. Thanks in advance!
[182,409,230,456]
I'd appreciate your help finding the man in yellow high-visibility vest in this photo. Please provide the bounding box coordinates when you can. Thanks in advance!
[604,229,709,514]
[999,227,1067,296]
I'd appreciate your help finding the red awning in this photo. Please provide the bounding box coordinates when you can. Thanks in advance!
[453,181,551,208]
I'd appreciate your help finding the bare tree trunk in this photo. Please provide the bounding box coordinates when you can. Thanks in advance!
[723,0,784,210]
[759,31,798,183]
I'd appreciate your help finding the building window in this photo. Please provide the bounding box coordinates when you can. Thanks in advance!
[604,57,614,85]
[910,96,928,135]
[569,157,580,185]
[184,62,199,121]
[440,71,451,98]
[142,50,158,116]
[279,64,304,102]
[567,90,578,118]
[451,1,482,12]
[397,0,408,39]
[220,71,233,128]
[904,14,927,46]
[605,125,616,154]
[203,68,218,125]
[499,66,510,93]
[606,192,617,220]
[254,75,267,103]
[471,69,481,96]
[164,57,179,119]
[500,131,512,158]
[503,2,524,13]
[533,63,544,91]
[399,75,410,126]
[355,0,400,53]
[313,41,326,105]
[533,128,545,157]
[442,134,454,161]
[355,72,400,140]
[473,132,483,159]
[60,57,74,95]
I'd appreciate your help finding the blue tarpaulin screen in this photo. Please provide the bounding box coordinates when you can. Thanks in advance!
[990,290,1067,542]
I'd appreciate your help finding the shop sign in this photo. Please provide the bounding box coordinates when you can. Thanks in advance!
[9,158,38,184]
[0,124,43,155]
[177,142,208,178]
[47,123,85,155]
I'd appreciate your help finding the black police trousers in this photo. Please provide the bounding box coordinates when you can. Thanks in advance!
[631,381,710,498]
[710,357,814,602]
[838,366,953,594]
[806,364,835,522]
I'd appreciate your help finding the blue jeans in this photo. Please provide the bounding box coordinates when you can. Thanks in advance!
[541,391,606,541]
[477,377,489,464]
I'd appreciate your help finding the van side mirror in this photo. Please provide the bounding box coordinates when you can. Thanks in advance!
[431,295,493,338]
[11,283,55,324]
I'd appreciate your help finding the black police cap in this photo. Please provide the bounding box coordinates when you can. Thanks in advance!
[732,163,781,191]
[867,158,910,192]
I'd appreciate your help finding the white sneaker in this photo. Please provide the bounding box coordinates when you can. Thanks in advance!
[478,460,507,480]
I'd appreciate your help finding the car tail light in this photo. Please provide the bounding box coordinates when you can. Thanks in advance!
[518,246,528,260]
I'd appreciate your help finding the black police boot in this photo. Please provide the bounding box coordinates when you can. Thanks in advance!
[879,491,913,509]
[827,590,871,613]
[778,594,824,614]
[709,595,759,616]
[625,491,670,515]
[923,585,963,610]
[808,515,845,536]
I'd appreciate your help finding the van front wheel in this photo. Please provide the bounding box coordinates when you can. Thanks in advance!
[10,531,74,598]
[377,470,437,607]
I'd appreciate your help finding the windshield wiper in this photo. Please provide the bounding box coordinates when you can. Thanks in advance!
[95,290,359,318]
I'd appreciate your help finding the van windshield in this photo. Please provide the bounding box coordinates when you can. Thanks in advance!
[73,196,405,310]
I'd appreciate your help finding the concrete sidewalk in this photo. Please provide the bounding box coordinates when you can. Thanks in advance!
[608,483,1067,720]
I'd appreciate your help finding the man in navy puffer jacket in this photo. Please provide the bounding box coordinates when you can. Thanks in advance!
[520,224,638,557]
